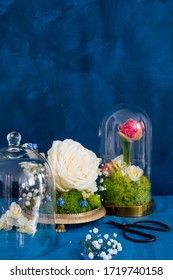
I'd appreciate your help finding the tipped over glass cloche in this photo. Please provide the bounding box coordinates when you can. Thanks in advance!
[0,132,56,260]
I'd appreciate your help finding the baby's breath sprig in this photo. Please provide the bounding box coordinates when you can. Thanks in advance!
[80,227,122,260]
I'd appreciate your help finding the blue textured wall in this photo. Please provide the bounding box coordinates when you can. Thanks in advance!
[0,0,173,195]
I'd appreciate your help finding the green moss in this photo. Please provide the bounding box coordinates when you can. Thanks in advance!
[55,190,82,214]
[87,194,101,209]
[55,189,102,214]
[132,175,151,205]
[79,203,92,213]
[102,172,151,206]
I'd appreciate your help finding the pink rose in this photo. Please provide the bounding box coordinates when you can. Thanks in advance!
[118,119,144,142]
[101,162,115,177]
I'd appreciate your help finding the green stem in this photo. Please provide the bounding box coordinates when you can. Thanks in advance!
[120,138,132,165]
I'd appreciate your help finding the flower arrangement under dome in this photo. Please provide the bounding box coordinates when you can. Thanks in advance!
[47,139,102,214]
[0,202,36,235]
[99,119,151,207]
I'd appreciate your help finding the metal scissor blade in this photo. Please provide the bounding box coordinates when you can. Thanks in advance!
[104,220,127,229]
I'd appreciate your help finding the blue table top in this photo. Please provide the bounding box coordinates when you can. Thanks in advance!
[0,196,172,260]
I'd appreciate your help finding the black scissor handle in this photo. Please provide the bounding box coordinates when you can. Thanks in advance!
[123,227,156,243]
[131,220,170,232]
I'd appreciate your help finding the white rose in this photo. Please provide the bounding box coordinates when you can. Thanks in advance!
[126,165,143,181]
[47,139,101,193]
[112,155,126,170]
[0,214,12,230]
[6,216,19,228]
[6,202,21,219]
[18,216,36,235]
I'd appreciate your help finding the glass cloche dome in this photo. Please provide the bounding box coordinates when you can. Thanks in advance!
[0,132,56,260]
[99,104,153,217]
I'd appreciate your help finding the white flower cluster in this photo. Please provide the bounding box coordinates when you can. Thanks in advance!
[112,155,143,181]
[81,227,122,260]
[0,202,36,235]
[18,161,51,209]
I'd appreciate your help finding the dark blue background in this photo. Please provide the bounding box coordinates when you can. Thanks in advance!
[0,0,173,195]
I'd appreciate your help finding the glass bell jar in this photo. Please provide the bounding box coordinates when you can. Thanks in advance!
[0,132,56,260]
[99,104,153,217]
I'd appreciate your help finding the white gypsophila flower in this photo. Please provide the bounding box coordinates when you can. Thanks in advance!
[88,252,94,260]
[25,201,30,206]
[113,233,117,238]
[107,248,114,255]
[104,234,109,239]
[117,243,123,251]
[112,155,126,170]
[99,251,106,258]
[92,241,101,250]
[126,165,143,181]
[27,192,32,197]
[47,139,101,193]
[103,254,112,260]
[98,238,103,244]
[107,241,111,246]
[6,202,21,219]
[93,227,99,234]
[113,249,118,254]
[112,240,118,248]
[113,240,118,245]
[108,254,113,259]
[86,234,92,240]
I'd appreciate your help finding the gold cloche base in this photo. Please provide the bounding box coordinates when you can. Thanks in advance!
[55,205,106,232]
[23,206,106,232]
[104,199,154,217]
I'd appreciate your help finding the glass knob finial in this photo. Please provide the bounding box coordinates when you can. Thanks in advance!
[7,131,21,146]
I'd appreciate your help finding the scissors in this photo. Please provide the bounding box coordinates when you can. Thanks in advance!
[105,220,170,243]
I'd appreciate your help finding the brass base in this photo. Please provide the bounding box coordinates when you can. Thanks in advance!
[55,205,106,232]
[56,224,66,233]
[23,206,106,232]
[104,199,154,217]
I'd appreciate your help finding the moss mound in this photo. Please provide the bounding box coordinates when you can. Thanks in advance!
[55,189,101,214]
[102,172,151,206]
[87,193,101,209]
